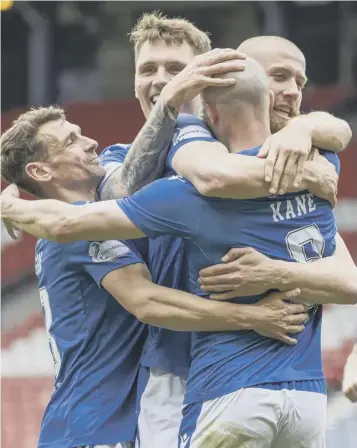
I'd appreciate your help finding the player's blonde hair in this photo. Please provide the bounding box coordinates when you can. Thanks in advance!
[129,11,211,59]
[1,106,65,197]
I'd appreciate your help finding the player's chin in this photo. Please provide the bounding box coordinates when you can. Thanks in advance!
[91,165,106,179]
[270,113,290,134]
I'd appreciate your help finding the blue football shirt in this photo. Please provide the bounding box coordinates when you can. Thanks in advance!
[36,213,148,447]
[118,117,339,405]
[98,143,191,378]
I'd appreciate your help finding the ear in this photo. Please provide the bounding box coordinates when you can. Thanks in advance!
[203,101,219,127]
[269,90,275,113]
[25,162,52,184]
[134,79,139,99]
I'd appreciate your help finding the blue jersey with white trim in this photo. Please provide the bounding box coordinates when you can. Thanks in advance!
[166,113,215,172]
[118,116,339,404]
[97,143,130,200]
[98,143,191,378]
[36,205,147,447]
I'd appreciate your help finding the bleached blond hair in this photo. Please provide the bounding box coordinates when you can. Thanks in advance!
[129,11,211,59]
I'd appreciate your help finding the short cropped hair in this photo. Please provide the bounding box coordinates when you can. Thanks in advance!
[201,57,270,126]
[202,57,269,108]
[1,106,65,197]
[129,11,211,59]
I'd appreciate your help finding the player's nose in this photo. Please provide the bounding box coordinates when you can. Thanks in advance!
[283,80,300,100]
[152,66,171,88]
[84,138,98,153]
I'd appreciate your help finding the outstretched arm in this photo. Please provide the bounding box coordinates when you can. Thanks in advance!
[103,262,307,344]
[1,196,144,242]
[199,235,357,305]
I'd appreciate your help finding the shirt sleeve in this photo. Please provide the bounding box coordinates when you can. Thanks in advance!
[319,150,340,175]
[97,144,129,199]
[166,114,218,172]
[68,238,146,287]
[118,176,202,240]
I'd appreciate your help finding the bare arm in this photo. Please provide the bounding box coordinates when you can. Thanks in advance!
[100,98,177,200]
[101,48,247,199]
[253,112,350,195]
[274,233,357,304]
[342,343,357,402]
[102,262,307,344]
[293,111,352,153]
[106,99,178,198]
[1,196,144,242]
[172,140,337,205]
[199,235,357,305]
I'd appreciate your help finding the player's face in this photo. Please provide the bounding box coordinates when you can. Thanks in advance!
[37,119,104,184]
[135,40,196,118]
[256,49,307,133]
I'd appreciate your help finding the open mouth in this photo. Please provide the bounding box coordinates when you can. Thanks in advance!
[150,94,160,106]
[274,106,292,119]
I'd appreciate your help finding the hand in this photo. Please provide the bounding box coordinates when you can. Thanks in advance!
[161,48,247,111]
[307,154,338,207]
[342,344,357,402]
[252,288,308,345]
[199,247,281,299]
[258,118,313,195]
[1,183,21,240]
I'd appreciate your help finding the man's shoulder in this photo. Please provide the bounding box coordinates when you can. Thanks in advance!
[100,142,131,154]
[175,113,211,132]
[176,113,206,127]
[172,114,214,147]
[98,143,131,164]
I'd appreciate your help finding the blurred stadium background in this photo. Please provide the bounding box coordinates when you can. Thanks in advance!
[1,1,356,447]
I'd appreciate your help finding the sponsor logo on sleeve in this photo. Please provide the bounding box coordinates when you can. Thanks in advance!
[172,125,212,146]
[89,240,130,262]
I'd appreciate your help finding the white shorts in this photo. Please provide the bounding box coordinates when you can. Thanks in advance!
[136,368,186,448]
[179,387,327,448]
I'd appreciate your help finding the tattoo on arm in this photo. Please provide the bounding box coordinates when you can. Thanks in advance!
[120,100,178,194]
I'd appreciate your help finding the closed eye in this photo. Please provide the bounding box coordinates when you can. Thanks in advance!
[67,132,77,146]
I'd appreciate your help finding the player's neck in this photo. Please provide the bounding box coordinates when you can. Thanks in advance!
[48,183,98,203]
[220,119,270,153]
[180,97,201,115]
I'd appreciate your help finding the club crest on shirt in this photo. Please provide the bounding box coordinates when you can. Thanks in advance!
[89,240,130,262]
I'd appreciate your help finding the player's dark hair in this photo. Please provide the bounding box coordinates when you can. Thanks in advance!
[1,106,65,197]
